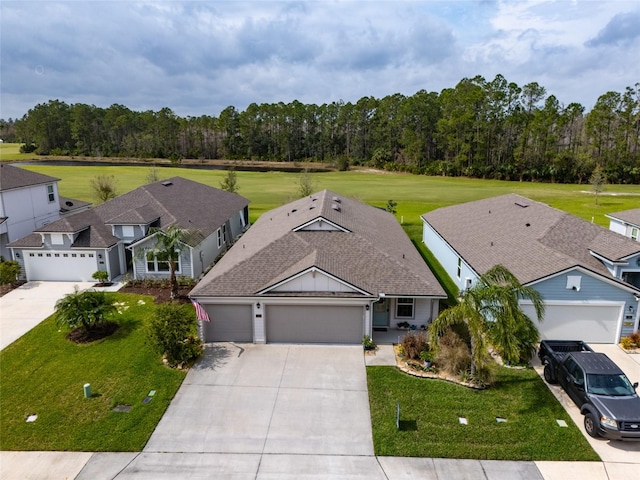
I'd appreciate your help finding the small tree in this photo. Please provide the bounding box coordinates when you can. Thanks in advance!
[143,225,191,299]
[220,167,239,193]
[429,264,545,382]
[146,166,160,184]
[54,288,117,334]
[386,199,397,214]
[91,174,118,203]
[590,164,606,205]
[298,169,315,197]
[147,302,203,367]
[92,270,109,285]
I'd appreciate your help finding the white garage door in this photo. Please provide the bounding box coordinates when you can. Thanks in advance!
[266,305,364,344]
[521,303,623,344]
[24,251,98,281]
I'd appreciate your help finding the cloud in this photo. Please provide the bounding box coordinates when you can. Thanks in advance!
[0,1,638,120]
[586,9,640,47]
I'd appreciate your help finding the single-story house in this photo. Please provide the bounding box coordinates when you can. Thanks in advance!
[190,190,446,344]
[608,208,640,242]
[9,177,249,282]
[421,194,640,344]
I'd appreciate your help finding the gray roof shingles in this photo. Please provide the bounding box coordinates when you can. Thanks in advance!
[8,177,249,249]
[607,208,640,230]
[421,193,640,285]
[191,190,446,299]
[0,163,59,191]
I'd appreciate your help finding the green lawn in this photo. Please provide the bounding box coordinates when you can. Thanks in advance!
[8,164,640,228]
[0,293,187,451]
[367,366,599,461]
[0,143,35,161]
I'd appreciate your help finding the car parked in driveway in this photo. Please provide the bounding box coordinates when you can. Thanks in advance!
[539,340,640,441]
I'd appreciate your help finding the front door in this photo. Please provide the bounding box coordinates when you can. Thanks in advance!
[373,298,390,327]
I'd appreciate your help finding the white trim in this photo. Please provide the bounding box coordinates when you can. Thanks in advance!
[525,265,640,294]
[257,266,372,295]
[293,216,349,232]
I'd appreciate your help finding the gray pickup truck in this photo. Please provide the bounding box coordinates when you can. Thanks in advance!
[538,340,640,441]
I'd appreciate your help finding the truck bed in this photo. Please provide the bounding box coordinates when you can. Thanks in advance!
[538,340,593,363]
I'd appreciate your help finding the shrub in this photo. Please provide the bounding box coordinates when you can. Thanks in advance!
[147,302,203,368]
[620,336,634,350]
[401,331,429,360]
[0,260,20,285]
[434,329,471,374]
[628,331,640,348]
[91,270,109,284]
[54,289,117,333]
[363,335,376,350]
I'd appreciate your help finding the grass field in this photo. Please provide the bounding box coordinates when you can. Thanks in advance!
[8,163,640,230]
[0,143,34,161]
[367,366,599,461]
[0,293,187,451]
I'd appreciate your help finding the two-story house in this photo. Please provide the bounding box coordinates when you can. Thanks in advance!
[9,176,249,282]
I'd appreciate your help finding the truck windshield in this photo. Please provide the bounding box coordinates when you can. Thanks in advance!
[586,374,636,396]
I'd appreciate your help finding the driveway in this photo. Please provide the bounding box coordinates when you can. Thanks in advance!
[144,343,374,456]
[0,281,94,350]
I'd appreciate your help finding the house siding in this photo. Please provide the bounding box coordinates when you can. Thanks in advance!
[530,270,639,338]
[388,297,439,328]
[423,221,478,292]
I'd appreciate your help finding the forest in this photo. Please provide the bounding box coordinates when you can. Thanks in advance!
[2,74,639,184]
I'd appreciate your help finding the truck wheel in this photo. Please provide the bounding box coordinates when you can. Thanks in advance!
[543,364,556,384]
[584,413,600,438]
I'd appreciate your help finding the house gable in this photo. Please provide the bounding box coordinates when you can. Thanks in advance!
[260,267,366,295]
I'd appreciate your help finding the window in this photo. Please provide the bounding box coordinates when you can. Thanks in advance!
[457,258,462,279]
[396,298,414,318]
[632,227,639,241]
[122,225,135,237]
[51,233,64,245]
[46,184,55,202]
[217,225,227,248]
[146,253,179,273]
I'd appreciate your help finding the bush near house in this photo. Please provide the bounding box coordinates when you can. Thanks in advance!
[147,302,203,368]
[0,259,20,285]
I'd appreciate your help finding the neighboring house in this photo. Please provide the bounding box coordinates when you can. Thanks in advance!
[190,190,446,344]
[0,163,88,260]
[608,208,640,242]
[9,177,249,282]
[422,194,640,344]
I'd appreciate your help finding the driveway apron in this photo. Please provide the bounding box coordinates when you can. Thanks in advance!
[143,343,374,457]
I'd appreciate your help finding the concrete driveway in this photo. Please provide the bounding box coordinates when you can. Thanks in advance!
[0,281,94,350]
[145,343,374,456]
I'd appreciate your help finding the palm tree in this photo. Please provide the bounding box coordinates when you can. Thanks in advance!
[54,287,117,333]
[429,264,545,376]
[144,225,191,299]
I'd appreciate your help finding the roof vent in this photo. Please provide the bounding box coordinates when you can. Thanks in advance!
[65,201,73,207]
[515,201,528,208]
[291,209,297,213]
[332,196,341,203]
[331,203,341,212]
[161,181,173,186]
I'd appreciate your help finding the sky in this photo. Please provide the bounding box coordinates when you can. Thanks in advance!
[1,0,639,120]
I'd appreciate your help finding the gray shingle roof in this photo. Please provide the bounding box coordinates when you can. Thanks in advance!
[191,190,446,299]
[421,194,640,284]
[9,177,248,249]
[607,208,640,229]
[0,164,59,190]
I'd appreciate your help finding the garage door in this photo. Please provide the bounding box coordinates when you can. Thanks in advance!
[24,250,97,281]
[266,305,363,344]
[521,303,622,344]
[202,304,253,342]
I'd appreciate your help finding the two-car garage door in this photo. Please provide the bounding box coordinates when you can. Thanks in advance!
[521,303,623,344]
[24,250,97,281]
[202,304,364,344]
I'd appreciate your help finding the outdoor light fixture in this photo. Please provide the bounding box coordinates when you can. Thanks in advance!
[256,302,261,309]
[365,305,370,311]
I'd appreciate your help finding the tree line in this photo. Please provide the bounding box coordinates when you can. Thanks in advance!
[3,74,639,184]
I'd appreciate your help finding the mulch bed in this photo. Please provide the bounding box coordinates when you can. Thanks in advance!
[119,285,192,304]
[67,321,120,343]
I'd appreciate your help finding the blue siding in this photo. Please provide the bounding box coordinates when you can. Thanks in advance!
[532,270,639,338]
